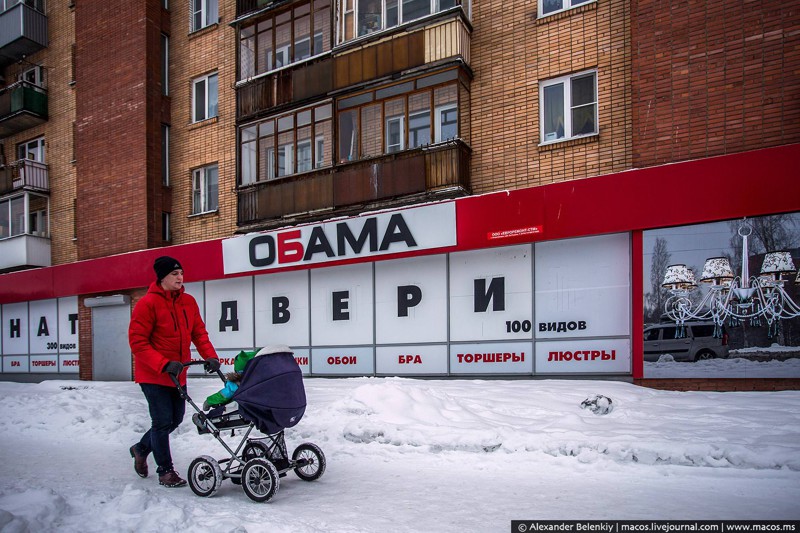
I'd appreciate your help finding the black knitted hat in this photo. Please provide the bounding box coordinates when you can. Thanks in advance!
[153,256,183,281]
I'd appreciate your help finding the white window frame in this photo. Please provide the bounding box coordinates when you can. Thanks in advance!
[162,212,171,241]
[539,0,594,18]
[161,34,169,95]
[192,72,218,123]
[17,137,45,163]
[162,124,170,186]
[18,65,43,88]
[539,69,597,145]
[385,115,404,153]
[408,109,431,148]
[434,104,457,143]
[191,164,218,215]
[315,135,326,168]
[275,45,290,69]
[277,143,294,177]
[191,0,218,32]
[297,139,312,173]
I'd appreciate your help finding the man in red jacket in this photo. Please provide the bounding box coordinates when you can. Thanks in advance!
[128,255,221,487]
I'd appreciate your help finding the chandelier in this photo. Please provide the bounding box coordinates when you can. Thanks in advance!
[661,219,800,338]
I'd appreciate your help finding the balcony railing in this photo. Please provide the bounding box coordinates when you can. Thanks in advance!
[237,57,333,121]
[237,139,470,227]
[0,159,49,196]
[0,1,48,68]
[0,81,48,137]
[236,0,280,19]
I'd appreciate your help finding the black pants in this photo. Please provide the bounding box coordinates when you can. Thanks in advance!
[138,383,186,475]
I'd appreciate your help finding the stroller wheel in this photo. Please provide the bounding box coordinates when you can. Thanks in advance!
[242,441,269,462]
[188,455,223,497]
[292,443,326,482]
[242,458,280,503]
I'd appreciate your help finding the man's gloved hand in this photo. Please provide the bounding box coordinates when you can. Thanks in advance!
[204,358,221,373]
[162,361,183,377]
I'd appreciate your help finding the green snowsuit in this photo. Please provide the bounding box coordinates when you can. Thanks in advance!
[204,349,258,407]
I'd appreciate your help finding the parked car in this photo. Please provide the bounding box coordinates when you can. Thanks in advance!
[643,321,729,362]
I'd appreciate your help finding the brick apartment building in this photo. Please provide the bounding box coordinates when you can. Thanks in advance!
[0,0,798,388]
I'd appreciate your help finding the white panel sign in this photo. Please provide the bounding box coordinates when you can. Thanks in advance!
[449,245,533,342]
[2,302,28,355]
[375,255,448,344]
[535,338,631,374]
[376,344,448,375]
[449,341,533,374]
[3,355,29,373]
[204,277,255,350]
[59,353,80,373]
[30,354,59,373]
[57,296,79,354]
[183,282,205,321]
[223,201,457,274]
[29,299,58,354]
[188,349,244,376]
[535,233,630,339]
[311,346,374,375]
[310,263,373,346]
[293,348,310,376]
[254,270,310,347]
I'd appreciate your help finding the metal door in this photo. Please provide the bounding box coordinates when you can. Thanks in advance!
[88,296,132,381]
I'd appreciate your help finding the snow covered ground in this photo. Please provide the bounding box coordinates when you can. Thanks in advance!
[1,377,799,532]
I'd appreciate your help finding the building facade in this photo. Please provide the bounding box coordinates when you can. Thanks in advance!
[0,0,798,388]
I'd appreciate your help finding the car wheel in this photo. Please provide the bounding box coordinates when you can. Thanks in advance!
[694,350,715,361]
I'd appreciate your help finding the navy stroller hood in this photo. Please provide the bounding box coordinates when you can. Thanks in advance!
[232,349,306,435]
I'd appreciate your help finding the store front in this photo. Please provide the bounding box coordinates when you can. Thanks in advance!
[1,144,798,386]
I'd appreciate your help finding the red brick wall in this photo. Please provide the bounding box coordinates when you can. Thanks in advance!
[74,0,169,260]
[631,0,800,167]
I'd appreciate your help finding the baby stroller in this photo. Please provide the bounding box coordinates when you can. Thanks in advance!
[171,348,325,502]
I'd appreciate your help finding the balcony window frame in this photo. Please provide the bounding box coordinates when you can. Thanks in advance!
[341,0,470,43]
[192,72,218,123]
[539,0,594,18]
[17,137,45,163]
[191,164,219,215]
[539,69,598,145]
[336,75,460,161]
[238,102,334,185]
[238,0,331,81]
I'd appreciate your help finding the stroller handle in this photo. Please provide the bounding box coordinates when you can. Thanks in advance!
[168,360,226,392]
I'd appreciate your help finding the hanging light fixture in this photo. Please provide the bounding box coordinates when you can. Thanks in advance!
[662,218,800,338]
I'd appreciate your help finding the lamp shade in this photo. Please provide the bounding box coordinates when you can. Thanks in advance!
[760,251,797,277]
[699,257,735,283]
[662,264,696,289]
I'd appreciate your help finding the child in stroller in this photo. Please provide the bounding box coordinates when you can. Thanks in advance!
[172,345,325,502]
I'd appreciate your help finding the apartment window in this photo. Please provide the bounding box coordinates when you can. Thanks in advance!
[342,0,468,42]
[238,0,331,80]
[192,72,218,122]
[162,212,171,241]
[17,65,44,89]
[18,137,45,163]
[161,34,169,95]
[239,103,332,183]
[540,0,593,17]
[161,124,170,186]
[191,0,218,32]
[192,164,218,214]
[0,197,25,238]
[540,70,597,143]
[336,76,460,161]
[2,0,45,12]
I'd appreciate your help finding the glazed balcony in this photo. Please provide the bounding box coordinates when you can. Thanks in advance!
[0,1,47,68]
[237,139,470,228]
[0,81,48,137]
[236,11,471,122]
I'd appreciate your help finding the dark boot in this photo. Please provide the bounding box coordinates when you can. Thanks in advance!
[158,470,187,488]
[129,444,149,478]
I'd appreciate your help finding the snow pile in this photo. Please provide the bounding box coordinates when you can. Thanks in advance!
[0,377,799,530]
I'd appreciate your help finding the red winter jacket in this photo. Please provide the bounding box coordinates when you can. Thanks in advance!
[129,282,218,387]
